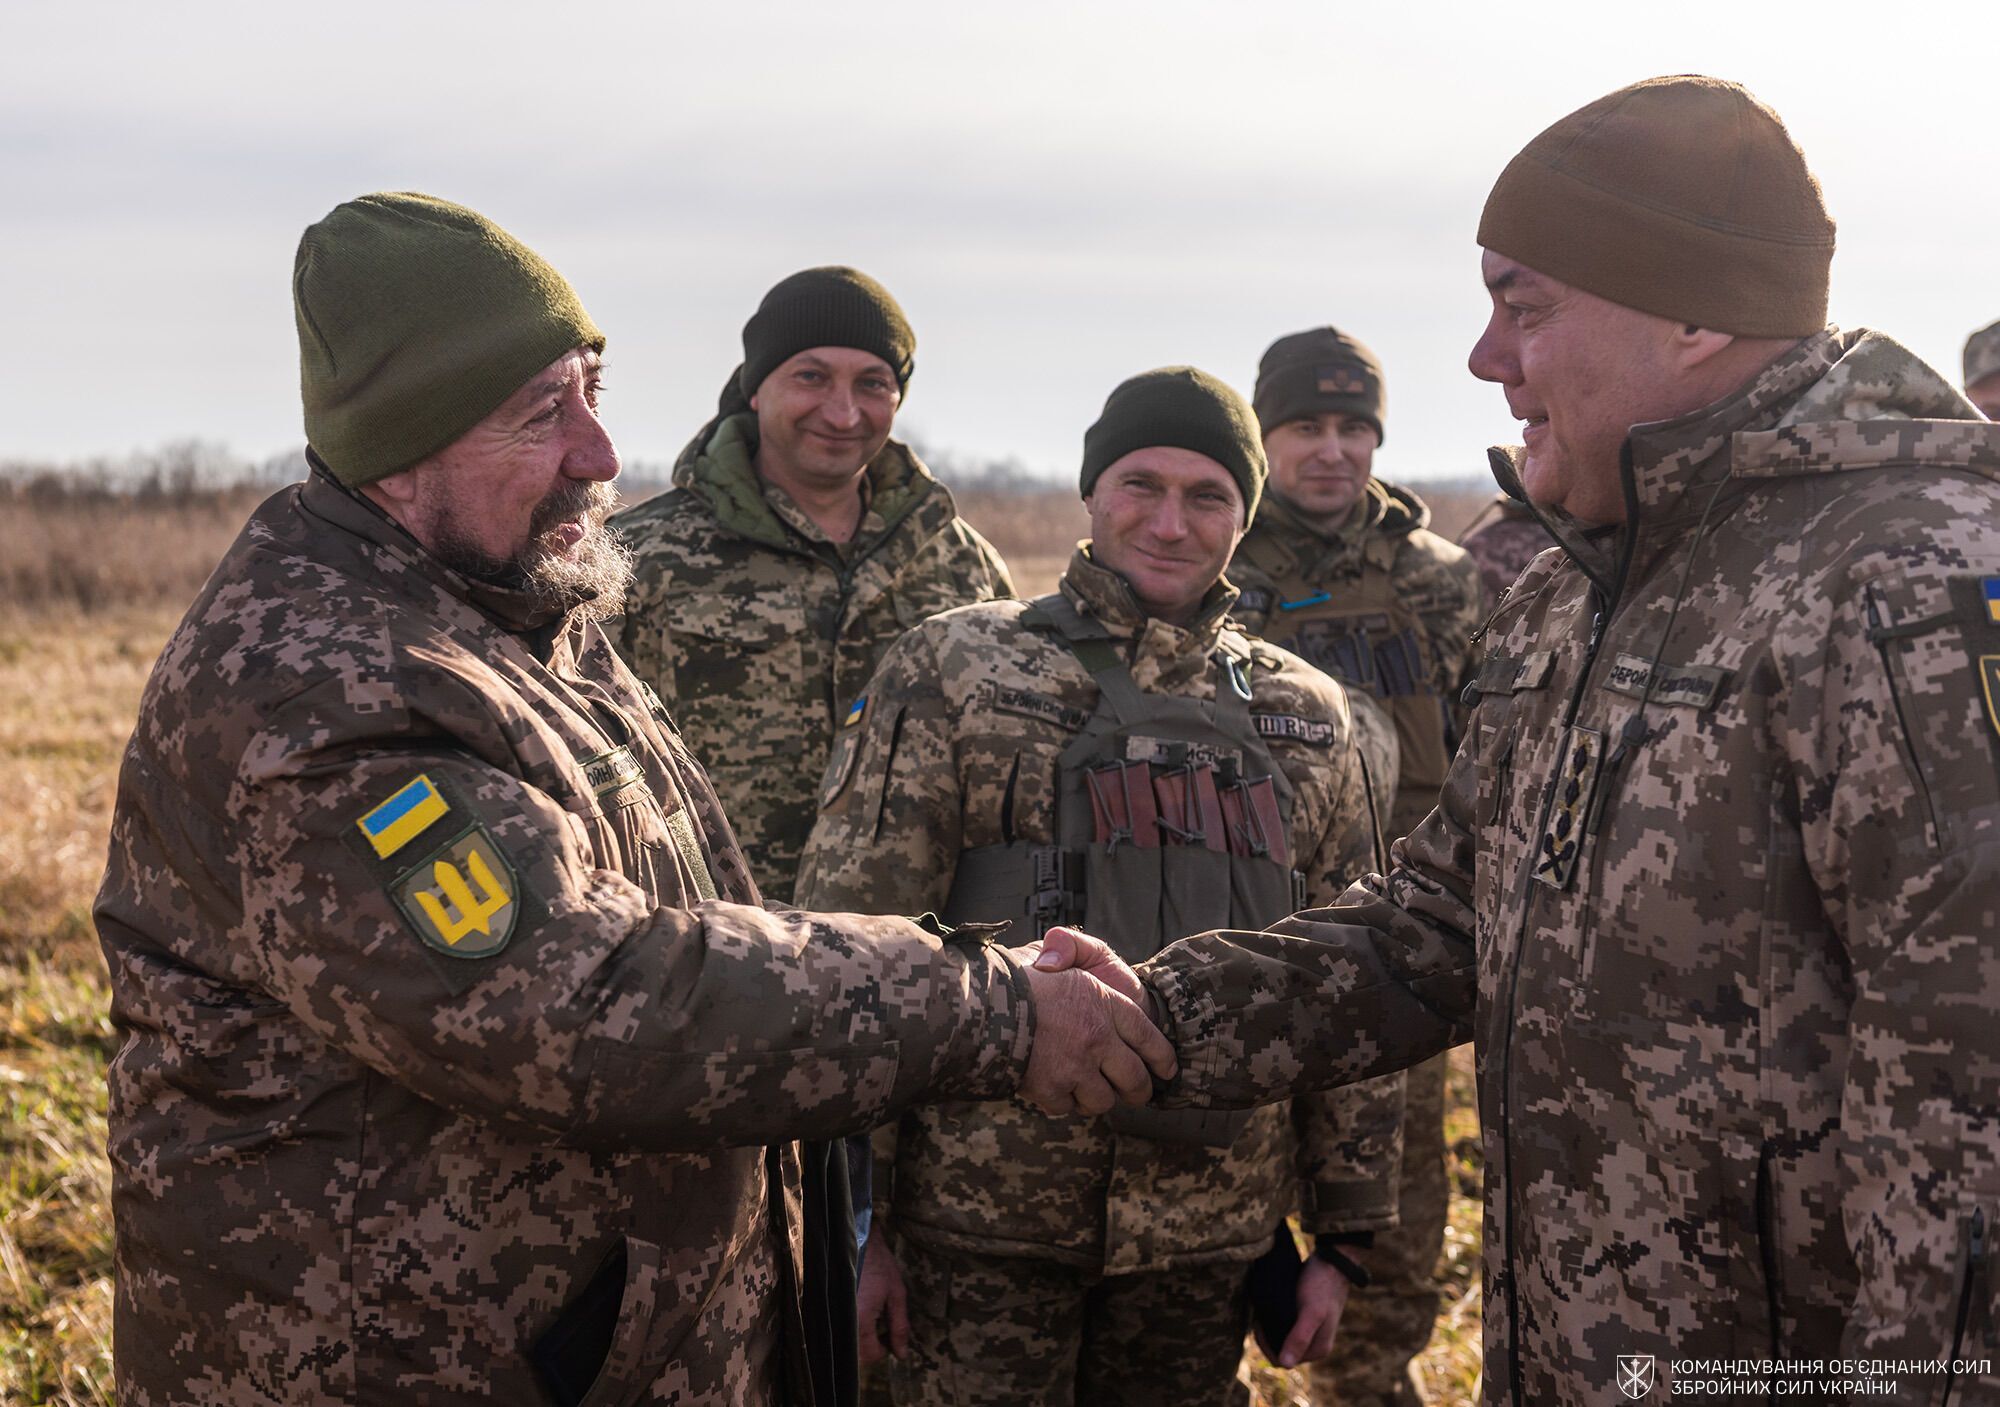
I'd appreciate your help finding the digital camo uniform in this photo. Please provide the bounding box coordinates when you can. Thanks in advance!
[95,468,1037,1407]
[1230,476,1481,1405]
[1456,493,1555,611]
[798,548,1405,1406]
[611,409,1012,903]
[1140,330,2000,1405]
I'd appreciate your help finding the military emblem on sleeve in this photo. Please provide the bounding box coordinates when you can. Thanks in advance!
[391,825,520,958]
[356,774,450,858]
[1980,656,2000,746]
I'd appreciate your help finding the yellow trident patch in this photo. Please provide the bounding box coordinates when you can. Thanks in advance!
[391,825,520,959]
[1981,656,2000,747]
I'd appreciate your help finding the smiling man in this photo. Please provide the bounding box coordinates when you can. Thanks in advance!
[1088,77,2000,1405]
[611,267,1012,906]
[798,367,1402,1407]
[94,195,1175,1407]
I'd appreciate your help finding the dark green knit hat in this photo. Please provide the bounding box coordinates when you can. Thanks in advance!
[294,192,603,488]
[1253,326,1386,445]
[739,266,915,402]
[1080,367,1266,519]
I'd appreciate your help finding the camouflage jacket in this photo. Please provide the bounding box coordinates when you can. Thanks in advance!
[1457,493,1555,610]
[94,470,1034,1407]
[1229,480,1483,835]
[797,549,1403,1275]
[1142,331,2000,1405]
[610,414,1013,903]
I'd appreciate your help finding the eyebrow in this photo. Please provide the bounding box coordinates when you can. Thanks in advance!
[1485,269,1521,293]
[523,354,606,402]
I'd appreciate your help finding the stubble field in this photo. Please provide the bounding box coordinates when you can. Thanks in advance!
[0,479,1486,1406]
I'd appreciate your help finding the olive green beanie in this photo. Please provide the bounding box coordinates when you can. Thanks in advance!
[1253,327,1386,445]
[1080,367,1266,518]
[1965,319,2000,390]
[739,266,915,402]
[1478,76,1834,338]
[294,192,604,488]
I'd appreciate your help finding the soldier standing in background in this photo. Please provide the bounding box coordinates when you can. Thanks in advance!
[1101,75,2000,1405]
[1457,488,1554,610]
[1227,327,1482,1407]
[798,368,1404,1407]
[610,266,1012,905]
[94,194,1174,1407]
[1967,318,2000,419]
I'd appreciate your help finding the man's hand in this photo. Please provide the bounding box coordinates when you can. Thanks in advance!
[856,1234,910,1365]
[1012,929,1176,1116]
[1272,1257,1349,1367]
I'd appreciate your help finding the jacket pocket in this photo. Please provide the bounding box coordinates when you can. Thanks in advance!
[528,1236,664,1407]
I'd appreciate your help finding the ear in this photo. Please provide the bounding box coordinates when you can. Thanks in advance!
[366,464,423,507]
[1672,324,1739,373]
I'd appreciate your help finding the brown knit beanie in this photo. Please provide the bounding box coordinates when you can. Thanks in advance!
[1080,367,1266,519]
[1965,319,2000,389]
[739,266,915,402]
[1478,76,1834,337]
[1253,327,1386,445]
[294,192,603,488]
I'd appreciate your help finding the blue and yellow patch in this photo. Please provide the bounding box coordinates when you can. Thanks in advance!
[357,775,450,859]
[1984,577,2000,625]
[1981,656,2000,746]
[844,696,869,728]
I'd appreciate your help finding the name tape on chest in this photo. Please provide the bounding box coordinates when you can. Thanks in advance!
[578,745,646,802]
[1122,735,1243,770]
[985,683,1090,733]
[1601,654,1731,711]
[1252,712,1337,746]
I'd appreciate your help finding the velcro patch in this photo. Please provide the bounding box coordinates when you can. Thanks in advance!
[357,774,450,859]
[579,745,645,801]
[1254,712,1336,746]
[664,810,718,901]
[985,683,1089,732]
[1601,654,1731,711]
[392,824,518,959]
[1123,735,1241,770]
[1473,650,1554,695]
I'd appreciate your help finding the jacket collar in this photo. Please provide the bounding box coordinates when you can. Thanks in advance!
[1058,546,1239,658]
[1250,478,1431,579]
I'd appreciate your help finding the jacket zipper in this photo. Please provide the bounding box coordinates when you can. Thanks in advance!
[1756,1141,1783,1379]
[1863,585,1944,848]
[1943,1208,1986,1406]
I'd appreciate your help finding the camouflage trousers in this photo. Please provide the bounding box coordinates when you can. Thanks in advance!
[887,1237,1252,1407]
[1307,1051,1450,1407]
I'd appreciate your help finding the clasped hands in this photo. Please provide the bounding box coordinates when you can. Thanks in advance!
[1012,925,1177,1116]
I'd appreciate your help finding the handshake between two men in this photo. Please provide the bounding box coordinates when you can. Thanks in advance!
[1008,925,1176,1116]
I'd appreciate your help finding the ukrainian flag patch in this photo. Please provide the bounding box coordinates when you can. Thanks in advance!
[1983,576,2000,624]
[844,696,869,728]
[357,775,450,859]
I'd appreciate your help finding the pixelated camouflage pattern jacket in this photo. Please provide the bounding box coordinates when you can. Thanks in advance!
[797,548,1403,1276]
[1457,493,1556,610]
[610,413,1013,904]
[1142,330,2000,1405]
[1229,480,1483,836]
[94,470,1033,1407]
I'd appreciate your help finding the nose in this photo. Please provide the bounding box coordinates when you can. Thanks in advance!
[1150,494,1189,541]
[565,406,621,483]
[820,385,862,430]
[1468,307,1515,386]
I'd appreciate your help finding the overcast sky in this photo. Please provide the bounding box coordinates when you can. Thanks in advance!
[5,1,1996,483]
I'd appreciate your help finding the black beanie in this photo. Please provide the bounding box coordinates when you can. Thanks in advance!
[1253,327,1386,445]
[1080,367,1266,519]
[739,266,915,402]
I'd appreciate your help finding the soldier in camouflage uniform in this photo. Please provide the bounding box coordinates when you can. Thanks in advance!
[1106,77,2000,1406]
[798,368,1405,1407]
[1226,327,1481,1407]
[610,266,1012,905]
[1966,318,2000,420]
[1456,492,1553,611]
[94,193,1174,1407]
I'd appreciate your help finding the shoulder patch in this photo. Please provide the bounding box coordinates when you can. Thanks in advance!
[392,823,519,959]
[1981,657,2000,747]
[1983,576,2000,626]
[1253,712,1337,746]
[844,695,869,728]
[357,774,450,859]
[983,682,1089,732]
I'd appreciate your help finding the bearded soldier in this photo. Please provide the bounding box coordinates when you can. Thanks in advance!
[1099,76,2000,1406]
[798,368,1403,1407]
[1967,318,2000,420]
[610,266,1012,905]
[94,193,1173,1407]
[1227,327,1481,1406]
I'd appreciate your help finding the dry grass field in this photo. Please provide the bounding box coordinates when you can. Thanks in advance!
[0,476,1487,1406]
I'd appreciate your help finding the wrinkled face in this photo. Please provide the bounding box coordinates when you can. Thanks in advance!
[387,346,630,616]
[751,346,901,490]
[1970,373,2000,422]
[1085,447,1246,625]
[1263,413,1379,526]
[1468,251,1684,526]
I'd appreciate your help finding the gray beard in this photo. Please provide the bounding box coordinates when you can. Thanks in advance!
[425,479,634,621]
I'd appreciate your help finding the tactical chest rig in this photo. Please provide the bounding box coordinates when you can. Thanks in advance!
[1250,546,1451,830]
[942,592,1307,1146]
